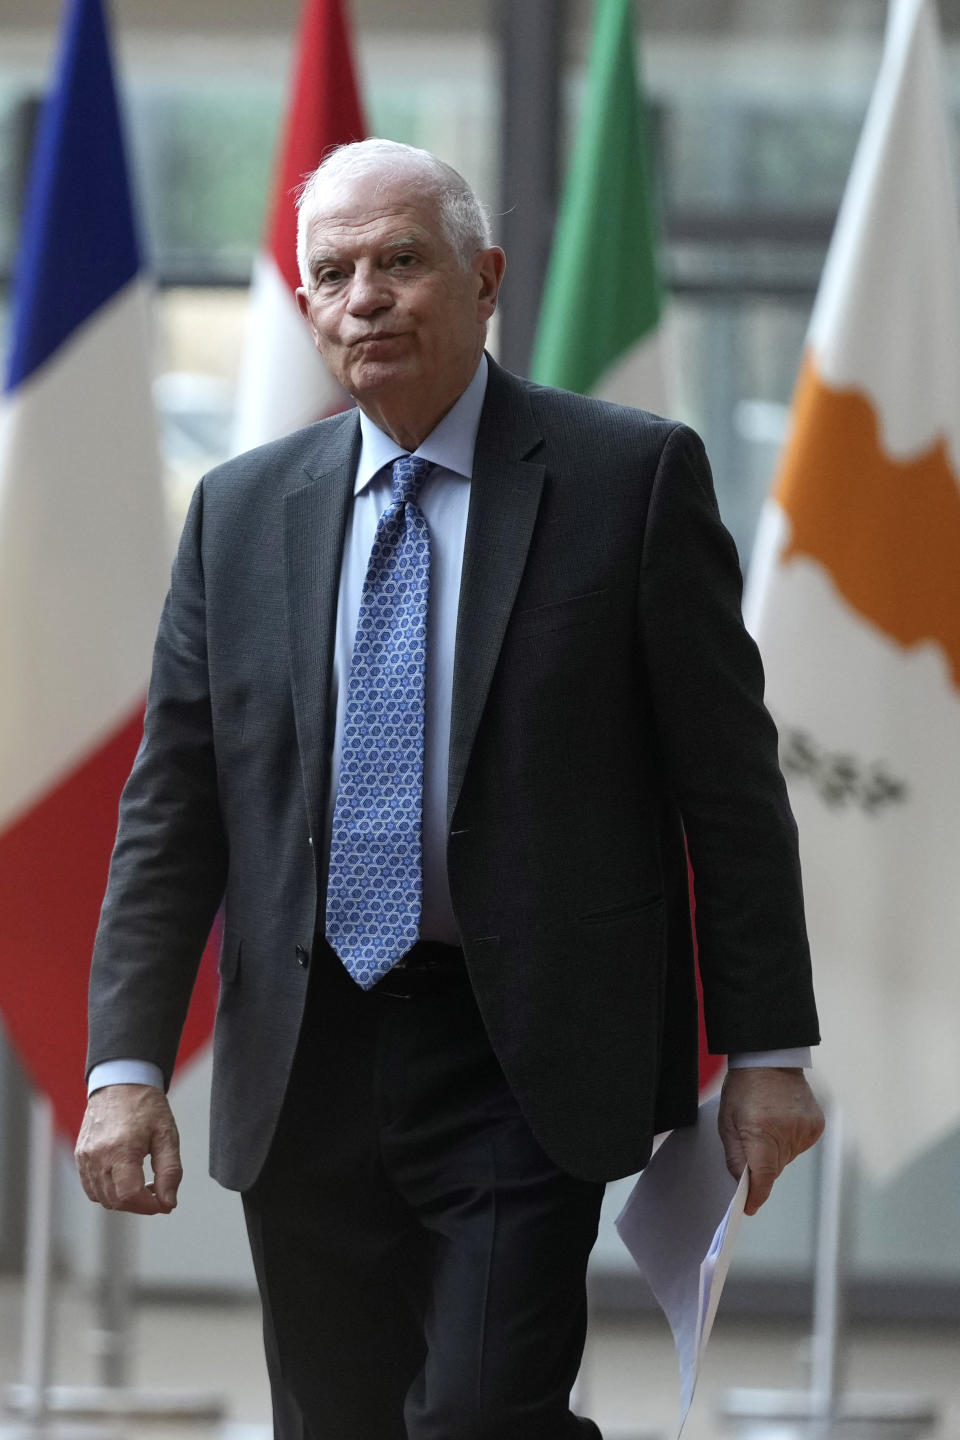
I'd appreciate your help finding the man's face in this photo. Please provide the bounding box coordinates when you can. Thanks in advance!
[296,169,504,440]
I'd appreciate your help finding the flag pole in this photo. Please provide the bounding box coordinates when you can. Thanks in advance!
[718,1096,939,1437]
[90,1211,133,1391]
[0,1092,114,1440]
[808,1097,851,1419]
[15,1093,56,1422]
[2,1098,225,1423]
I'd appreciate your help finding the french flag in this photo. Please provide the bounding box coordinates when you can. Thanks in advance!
[0,0,214,1138]
[232,0,366,452]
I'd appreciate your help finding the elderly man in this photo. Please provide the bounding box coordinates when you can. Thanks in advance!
[77,140,822,1440]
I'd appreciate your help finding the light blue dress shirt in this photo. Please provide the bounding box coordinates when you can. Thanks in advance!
[88,356,808,1094]
[327,353,486,944]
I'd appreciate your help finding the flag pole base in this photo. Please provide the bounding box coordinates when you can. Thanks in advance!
[3,1385,225,1421]
[718,1385,938,1437]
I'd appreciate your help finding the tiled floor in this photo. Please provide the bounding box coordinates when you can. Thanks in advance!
[0,1277,957,1440]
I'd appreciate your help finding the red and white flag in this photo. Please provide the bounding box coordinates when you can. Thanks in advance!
[745,0,960,1175]
[0,0,215,1138]
[232,0,366,451]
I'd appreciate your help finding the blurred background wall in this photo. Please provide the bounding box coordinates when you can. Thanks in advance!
[1,0,958,1313]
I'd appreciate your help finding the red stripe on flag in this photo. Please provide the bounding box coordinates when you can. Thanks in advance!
[266,0,366,296]
[0,703,217,1139]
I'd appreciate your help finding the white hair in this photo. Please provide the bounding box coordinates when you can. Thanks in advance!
[295,138,493,288]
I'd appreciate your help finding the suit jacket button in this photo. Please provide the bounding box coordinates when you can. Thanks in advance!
[295,945,309,968]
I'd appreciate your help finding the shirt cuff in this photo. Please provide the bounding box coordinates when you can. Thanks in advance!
[727,1047,812,1069]
[87,1059,165,1095]
[85,1050,811,1095]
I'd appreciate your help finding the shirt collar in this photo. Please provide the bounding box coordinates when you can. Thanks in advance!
[353,354,489,495]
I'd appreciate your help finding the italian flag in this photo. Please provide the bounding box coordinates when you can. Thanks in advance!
[232,0,365,453]
[530,0,667,415]
[745,0,960,1175]
[532,0,725,1095]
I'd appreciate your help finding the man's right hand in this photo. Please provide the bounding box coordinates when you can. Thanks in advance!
[75,1084,182,1215]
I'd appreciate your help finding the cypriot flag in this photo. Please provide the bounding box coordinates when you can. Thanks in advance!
[745,0,960,1176]
[232,0,365,453]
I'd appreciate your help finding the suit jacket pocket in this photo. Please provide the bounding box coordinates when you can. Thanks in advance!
[511,587,609,637]
[579,892,664,925]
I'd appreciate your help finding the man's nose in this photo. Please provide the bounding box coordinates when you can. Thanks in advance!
[346,267,392,316]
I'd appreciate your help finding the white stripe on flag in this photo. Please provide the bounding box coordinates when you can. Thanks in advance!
[593,327,670,418]
[0,277,170,831]
[232,253,346,453]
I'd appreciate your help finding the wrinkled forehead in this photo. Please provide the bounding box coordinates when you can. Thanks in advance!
[309,167,445,237]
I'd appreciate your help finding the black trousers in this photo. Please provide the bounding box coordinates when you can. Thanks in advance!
[242,942,606,1440]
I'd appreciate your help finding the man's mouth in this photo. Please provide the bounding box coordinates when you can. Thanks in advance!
[352,332,403,346]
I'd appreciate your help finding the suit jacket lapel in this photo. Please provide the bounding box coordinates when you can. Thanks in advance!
[448,360,545,826]
[283,410,360,853]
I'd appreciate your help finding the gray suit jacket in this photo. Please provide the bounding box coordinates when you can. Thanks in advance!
[87,357,819,1190]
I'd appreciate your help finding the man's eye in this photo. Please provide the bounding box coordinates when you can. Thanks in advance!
[392,253,417,268]
[315,268,343,285]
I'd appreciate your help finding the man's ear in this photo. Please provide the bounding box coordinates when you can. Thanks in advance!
[475,248,506,321]
[295,287,322,352]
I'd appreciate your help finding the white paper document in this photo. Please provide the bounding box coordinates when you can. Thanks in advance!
[614,1095,749,1436]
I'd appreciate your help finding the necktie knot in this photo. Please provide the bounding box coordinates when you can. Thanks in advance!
[392,454,431,507]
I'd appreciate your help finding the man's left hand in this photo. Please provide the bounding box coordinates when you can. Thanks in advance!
[717,1067,825,1215]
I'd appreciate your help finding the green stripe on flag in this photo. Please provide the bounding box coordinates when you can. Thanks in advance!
[530,0,664,393]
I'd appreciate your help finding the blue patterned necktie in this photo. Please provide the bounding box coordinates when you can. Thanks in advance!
[326,454,432,988]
